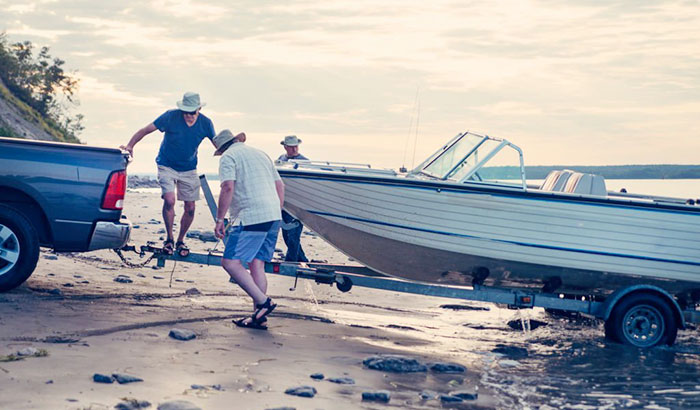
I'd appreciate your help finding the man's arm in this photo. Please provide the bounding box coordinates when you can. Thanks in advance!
[120,123,157,156]
[215,180,235,239]
[275,180,285,210]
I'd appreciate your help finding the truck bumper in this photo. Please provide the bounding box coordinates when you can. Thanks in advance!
[88,218,132,251]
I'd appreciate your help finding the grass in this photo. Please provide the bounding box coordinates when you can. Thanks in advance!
[0,81,80,143]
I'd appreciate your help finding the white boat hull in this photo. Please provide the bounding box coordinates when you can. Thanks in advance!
[281,170,700,296]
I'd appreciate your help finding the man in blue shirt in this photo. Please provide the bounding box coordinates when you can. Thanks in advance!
[277,135,309,262]
[121,91,216,256]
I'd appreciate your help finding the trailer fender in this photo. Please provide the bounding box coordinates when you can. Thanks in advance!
[602,285,685,329]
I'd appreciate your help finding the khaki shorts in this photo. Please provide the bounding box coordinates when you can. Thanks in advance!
[157,165,200,201]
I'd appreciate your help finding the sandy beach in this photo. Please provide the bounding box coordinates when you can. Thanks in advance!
[2,190,700,410]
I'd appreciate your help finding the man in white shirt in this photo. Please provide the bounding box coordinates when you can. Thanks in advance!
[213,129,285,330]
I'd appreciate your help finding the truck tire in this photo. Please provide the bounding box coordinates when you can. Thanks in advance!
[0,204,40,292]
[605,293,677,347]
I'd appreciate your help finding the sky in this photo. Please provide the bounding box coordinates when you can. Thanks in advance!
[1,0,699,174]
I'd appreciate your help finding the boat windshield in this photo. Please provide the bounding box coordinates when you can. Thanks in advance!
[418,132,526,187]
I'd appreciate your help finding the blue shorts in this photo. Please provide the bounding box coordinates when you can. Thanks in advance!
[223,220,281,263]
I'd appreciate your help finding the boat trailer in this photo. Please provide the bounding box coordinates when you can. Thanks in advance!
[117,175,700,347]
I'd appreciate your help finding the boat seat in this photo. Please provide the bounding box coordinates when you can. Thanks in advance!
[563,172,607,196]
[539,169,575,192]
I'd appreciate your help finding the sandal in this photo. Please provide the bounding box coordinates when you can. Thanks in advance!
[175,241,190,257]
[233,317,268,330]
[252,297,277,324]
[162,239,174,255]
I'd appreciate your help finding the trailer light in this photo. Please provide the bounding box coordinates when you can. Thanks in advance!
[273,263,280,273]
[521,296,532,304]
[102,170,127,210]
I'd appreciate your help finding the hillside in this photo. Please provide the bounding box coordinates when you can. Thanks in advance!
[0,34,81,143]
[0,77,76,141]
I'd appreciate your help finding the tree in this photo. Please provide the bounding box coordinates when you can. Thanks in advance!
[0,32,83,142]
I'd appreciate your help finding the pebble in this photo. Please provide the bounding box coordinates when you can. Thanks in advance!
[17,347,39,356]
[362,390,391,403]
[80,280,90,284]
[114,275,133,284]
[157,228,166,234]
[113,373,143,384]
[132,225,141,229]
[93,373,115,383]
[43,255,58,260]
[169,328,196,341]
[148,219,161,225]
[48,288,62,296]
[499,360,520,368]
[451,391,478,400]
[363,355,427,373]
[190,384,222,391]
[115,399,151,409]
[492,344,529,359]
[62,283,74,287]
[284,386,317,398]
[137,273,146,278]
[420,390,437,400]
[265,408,295,410]
[185,288,201,296]
[309,373,324,380]
[327,377,355,384]
[198,231,217,242]
[153,275,165,279]
[157,400,201,410]
[429,362,466,374]
[439,394,464,403]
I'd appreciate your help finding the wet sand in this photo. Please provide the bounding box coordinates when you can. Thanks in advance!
[1,191,700,409]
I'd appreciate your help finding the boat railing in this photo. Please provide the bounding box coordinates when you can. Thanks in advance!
[276,159,398,176]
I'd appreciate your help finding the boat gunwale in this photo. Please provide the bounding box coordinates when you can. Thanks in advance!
[277,168,700,215]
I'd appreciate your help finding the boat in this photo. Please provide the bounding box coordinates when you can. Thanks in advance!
[275,131,700,299]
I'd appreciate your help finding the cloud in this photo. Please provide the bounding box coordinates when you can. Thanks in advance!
[79,75,164,107]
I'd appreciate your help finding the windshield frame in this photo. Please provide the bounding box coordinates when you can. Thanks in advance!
[412,131,527,189]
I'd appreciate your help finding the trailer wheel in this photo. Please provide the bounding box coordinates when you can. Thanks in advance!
[336,275,353,292]
[0,205,39,292]
[605,293,677,347]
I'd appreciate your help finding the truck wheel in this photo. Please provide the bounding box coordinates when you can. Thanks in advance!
[0,204,39,292]
[605,293,677,347]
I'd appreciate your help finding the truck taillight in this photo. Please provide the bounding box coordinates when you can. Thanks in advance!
[102,170,127,210]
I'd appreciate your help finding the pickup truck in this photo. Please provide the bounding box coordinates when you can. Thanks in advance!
[0,136,132,291]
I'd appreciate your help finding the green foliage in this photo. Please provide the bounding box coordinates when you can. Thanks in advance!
[0,32,82,142]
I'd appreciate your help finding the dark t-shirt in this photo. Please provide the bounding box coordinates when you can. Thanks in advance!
[154,109,216,171]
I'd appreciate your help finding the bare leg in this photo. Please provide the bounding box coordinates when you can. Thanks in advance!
[222,258,267,305]
[177,201,196,243]
[249,259,267,295]
[162,192,176,241]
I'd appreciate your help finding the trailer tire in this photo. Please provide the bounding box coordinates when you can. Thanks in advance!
[605,293,677,347]
[0,204,40,292]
